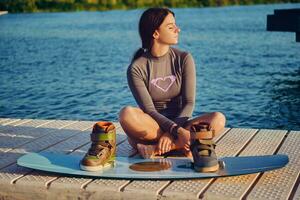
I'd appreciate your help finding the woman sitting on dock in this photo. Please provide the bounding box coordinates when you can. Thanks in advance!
[119,7,226,172]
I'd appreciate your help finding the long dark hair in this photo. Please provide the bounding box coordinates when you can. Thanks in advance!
[131,7,175,63]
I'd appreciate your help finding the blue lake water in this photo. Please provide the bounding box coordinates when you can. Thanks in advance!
[0,3,299,130]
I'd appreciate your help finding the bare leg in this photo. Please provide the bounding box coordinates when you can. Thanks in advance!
[119,106,226,158]
[184,112,226,138]
[119,106,166,158]
[119,106,163,144]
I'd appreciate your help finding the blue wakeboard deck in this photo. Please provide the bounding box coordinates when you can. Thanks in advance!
[17,152,288,180]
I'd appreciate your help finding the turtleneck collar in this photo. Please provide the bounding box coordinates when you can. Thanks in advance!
[146,47,171,62]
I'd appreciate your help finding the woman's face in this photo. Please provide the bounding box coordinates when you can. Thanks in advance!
[154,13,180,45]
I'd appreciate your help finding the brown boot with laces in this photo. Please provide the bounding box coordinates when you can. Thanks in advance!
[80,121,116,171]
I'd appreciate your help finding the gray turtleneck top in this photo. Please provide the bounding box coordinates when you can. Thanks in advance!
[127,47,196,133]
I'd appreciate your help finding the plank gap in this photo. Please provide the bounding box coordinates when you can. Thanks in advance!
[272,130,290,155]
[215,127,232,143]
[241,173,265,200]
[2,120,77,155]
[288,171,300,200]
[44,133,127,188]
[197,128,259,199]
[46,177,59,188]
[241,130,290,200]
[235,129,260,156]
[11,170,34,184]
[158,181,173,196]
[198,178,219,199]
[119,180,133,192]
[157,128,231,198]
[80,179,94,189]
[38,131,81,152]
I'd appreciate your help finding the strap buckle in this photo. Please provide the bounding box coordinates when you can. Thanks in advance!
[190,122,215,140]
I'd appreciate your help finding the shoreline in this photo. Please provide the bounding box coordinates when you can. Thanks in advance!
[1,2,299,13]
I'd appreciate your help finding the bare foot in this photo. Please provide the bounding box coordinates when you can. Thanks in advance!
[137,143,157,159]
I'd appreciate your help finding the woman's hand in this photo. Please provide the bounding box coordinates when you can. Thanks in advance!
[157,132,173,155]
[176,127,191,154]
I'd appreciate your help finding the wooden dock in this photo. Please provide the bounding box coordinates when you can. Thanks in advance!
[0,118,299,200]
[267,8,300,42]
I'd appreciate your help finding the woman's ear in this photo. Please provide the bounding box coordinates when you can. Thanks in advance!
[152,30,159,39]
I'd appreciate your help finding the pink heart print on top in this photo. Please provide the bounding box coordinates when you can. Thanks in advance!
[150,75,176,92]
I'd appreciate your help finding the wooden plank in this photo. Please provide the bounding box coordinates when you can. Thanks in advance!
[12,143,92,200]
[120,152,169,198]
[13,123,129,200]
[0,119,82,199]
[10,121,97,185]
[0,119,30,131]
[246,131,300,200]
[0,119,96,198]
[161,128,258,199]
[2,119,298,200]
[0,118,11,125]
[16,130,91,177]
[84,138,137,199]
[0,134,34,153]
[15,131,127,190]
[0,118,8,123]
[85,179,131,200]
[0,120,54,152]
[0,163,34,200]
[0,119,55,193]
[58,120,95,131]
[293,181,300,200]
[45,143,99,200]
[12,138,92,200]
[0,118,21,126]
[201,129,287,199]
[0,119,75,154]
[0,119,44,135]
[39,130,91,154]
[37,120,78,129]
[13,119,52,128]
[120,128,230,200]
[10,119,33,126]
[123,180,170,200]
[46,135,132,199]
[0,120,78,169]
[214,128,230,142]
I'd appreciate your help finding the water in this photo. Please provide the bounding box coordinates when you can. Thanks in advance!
[0,4,299,130]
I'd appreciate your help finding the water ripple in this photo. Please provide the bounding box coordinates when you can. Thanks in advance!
[0,4,299,130]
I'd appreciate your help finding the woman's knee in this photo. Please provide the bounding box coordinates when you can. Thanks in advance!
[118,106,161,142]
[211,112,226,128]
[119,106,139,123]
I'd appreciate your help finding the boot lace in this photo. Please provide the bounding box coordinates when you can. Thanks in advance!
[88,142,111,157]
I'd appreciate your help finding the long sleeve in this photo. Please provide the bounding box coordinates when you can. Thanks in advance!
[173,53,196,127]
[127,65,176,132]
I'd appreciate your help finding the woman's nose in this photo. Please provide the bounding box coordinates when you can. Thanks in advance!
[175,26,180,33]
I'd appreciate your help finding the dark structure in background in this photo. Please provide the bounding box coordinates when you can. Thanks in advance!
[267,8,300,42]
